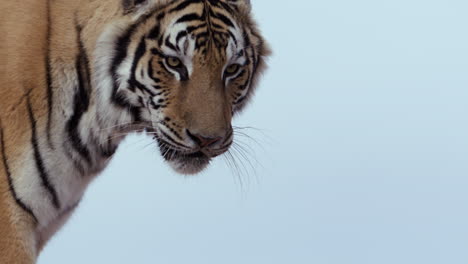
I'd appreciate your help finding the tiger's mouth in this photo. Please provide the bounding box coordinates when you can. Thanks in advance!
[156,139,212,175]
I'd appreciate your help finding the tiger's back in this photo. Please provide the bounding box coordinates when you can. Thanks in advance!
[0,0,269,262]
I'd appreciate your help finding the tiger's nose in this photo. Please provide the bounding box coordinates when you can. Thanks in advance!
[187,130,223,148]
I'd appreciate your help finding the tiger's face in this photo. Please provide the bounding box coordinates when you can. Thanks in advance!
[106,0,268,174]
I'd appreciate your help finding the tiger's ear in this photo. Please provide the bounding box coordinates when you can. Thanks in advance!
[123,0,173,14]
[123,0,148,13]
[231,0,252,13]
[124,0,178,14]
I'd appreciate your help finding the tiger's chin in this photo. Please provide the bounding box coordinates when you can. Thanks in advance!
[168,156,211,175]
[157,143,211,175]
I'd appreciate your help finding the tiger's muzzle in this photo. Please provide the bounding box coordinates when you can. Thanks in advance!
[155,127,233,175]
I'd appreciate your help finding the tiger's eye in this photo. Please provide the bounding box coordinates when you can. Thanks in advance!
[225,64,240,75]
[167,57,182,68]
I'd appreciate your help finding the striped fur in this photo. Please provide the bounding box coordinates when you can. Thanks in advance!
[0,0,269,262]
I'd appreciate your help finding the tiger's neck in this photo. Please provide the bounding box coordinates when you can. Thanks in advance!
[47,2,124,172]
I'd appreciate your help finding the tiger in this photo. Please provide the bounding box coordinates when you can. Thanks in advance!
[0,0,269,262]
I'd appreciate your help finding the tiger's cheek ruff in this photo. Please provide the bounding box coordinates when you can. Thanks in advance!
[95,20,171,129]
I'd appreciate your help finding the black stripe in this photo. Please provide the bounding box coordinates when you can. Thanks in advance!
[225,0,240,12]
[249,46,259,85]
[87,127,118,159]
[176,13,204,24]
[130,36,147,80]
[210,11,235,27]
[233,95,247,105]
[148,7,167,39]
[164,36,178,52]
[110,13,153,98]
[128,79,156,97]
[115,95,142,122]
[45,0,54,149]
[207,0,221,6]
[63,147,86,176]
[160,130,189,149]
[110,17,151,122]
[211,23,225,30]
[156,12,166,21]
[149,98,161,109]
[233,66,251,104]
[186,23,207,34]
[26,96,61,210]
[127,37,160,96]
[169,0,202,13]
[160,121,183,140]
[216,1,235,13]
[151,47,164,56]
[243,30,251,47]
[175,31,188,42]
[110,10,159,77]
[243,31,259,80]
[147,59,159,84]
[227,30,237,45]
[66,23,92,164]
[111,23,139,80]
[147,24,160,39]
[0,123,38,223]
[102,137,119,158]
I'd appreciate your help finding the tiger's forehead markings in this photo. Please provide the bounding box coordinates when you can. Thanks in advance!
[159,0,244,63]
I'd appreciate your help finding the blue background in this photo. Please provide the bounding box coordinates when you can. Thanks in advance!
[39,1,468,263]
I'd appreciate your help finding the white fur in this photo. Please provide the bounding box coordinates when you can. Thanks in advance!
[9,18,138,245]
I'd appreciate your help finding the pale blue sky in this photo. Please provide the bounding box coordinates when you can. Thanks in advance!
[39,1,468,263]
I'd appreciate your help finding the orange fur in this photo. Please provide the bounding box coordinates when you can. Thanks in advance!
[0,1,269,262]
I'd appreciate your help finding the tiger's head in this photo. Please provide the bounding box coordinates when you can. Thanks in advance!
[93,0,269,174]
